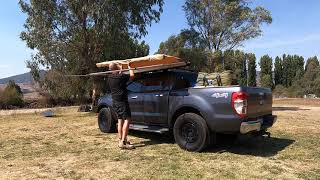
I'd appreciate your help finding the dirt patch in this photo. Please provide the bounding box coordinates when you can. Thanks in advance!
[0,106,77,116]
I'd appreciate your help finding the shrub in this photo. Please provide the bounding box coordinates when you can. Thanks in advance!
[273,85,286,98]
[0,81,24,109]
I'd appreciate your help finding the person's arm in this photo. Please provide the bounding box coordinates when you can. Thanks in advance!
[128,64,135,81]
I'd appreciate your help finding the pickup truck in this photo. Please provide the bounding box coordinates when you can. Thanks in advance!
[97,69,277,152]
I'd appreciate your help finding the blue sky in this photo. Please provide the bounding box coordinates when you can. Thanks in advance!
[0,0,320,79]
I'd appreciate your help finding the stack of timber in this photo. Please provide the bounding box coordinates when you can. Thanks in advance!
[96,54,186,73]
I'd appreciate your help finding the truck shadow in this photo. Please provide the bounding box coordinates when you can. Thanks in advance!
[205,135,295,157]
[129,130,175,147]
[272,106,310,111]
[130,131,294,157]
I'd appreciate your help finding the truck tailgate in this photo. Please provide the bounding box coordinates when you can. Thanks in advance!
[242,87,272,118]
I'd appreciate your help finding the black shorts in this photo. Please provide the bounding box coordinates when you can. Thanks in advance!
[112,100,131,120]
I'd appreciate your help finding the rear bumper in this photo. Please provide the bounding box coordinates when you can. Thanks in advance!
[240,120,262,134]
[240,115,277,134]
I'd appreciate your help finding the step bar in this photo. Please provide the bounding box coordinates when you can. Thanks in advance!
[129,124,169,134]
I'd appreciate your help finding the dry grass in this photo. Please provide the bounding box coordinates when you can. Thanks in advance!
[274,98,320,107]
[0,99,320,179]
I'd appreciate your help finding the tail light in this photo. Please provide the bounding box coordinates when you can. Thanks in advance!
[232,92,248,118]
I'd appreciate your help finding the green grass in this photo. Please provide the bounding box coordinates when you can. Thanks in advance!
[0,105,319,179]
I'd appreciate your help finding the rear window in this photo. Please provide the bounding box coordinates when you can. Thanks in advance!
[172,71,198,89]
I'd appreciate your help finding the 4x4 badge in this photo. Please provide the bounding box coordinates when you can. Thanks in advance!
[211,93,228,98]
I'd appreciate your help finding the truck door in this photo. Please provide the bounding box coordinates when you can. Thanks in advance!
[142,74,170,125]
[127,81,144,123]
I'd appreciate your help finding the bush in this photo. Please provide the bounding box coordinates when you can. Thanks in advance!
[273,85,286,98]
[273,84,304,98]
[0,81,24,109]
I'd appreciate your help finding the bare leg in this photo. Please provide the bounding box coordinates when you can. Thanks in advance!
[121,119,130,142]
[117,119,123,141]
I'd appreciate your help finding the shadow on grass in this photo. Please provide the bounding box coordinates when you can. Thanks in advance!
[206,135,295,157]
[272,106,310,111]
[129,130,174,148]
[129,130,294,157]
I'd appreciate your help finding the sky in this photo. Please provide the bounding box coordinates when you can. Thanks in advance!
[0,0,320,79]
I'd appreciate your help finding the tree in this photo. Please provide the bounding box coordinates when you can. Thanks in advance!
[287,55,295,87]
[157,35,184,56]
[183,0,272,52]
[247,53,257,86]
[217,49,248,85]
[223,50,235,71]
[300,56,320,94]
[157,29,207,71]
[260,74,273,89]
[313,75,320,97]
[259,55,273,88]
[274,56,283,86]
[20,0,163,102]
[233,50,247,85]
[6,80,23,96]
[305,56,319,71]
[291,55,304,84]
[282,54,290,87]
[279,54,304,87]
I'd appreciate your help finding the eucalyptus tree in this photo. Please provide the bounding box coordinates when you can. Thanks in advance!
[184,0,272,52]
[20,0,163,101]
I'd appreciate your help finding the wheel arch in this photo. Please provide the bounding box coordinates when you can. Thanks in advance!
[170,106,204,129]
[97,104,108,112]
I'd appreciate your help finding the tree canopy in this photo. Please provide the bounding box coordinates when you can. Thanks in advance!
[183,0,272,51]
[247,53,257,87]
[157,29,207,71]
[259,55,273,88]
[20,0,163,102]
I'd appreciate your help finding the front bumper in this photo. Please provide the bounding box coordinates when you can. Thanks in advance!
[240,115,277,134]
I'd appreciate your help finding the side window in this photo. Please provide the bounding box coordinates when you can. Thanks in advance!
[141,73,170,92]
[127,81,143,93]
[173,76,190,90]
[142,78,163,92]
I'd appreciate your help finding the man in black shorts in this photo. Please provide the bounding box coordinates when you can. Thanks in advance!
[108,62,135,149]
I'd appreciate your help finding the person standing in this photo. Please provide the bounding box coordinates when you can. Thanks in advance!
[108,63,135,149]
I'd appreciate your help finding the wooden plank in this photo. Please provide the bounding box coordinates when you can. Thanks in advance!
[126,61,187,74]
[66,61,187,77]
[96,54,166,68]
[96,54,182,68]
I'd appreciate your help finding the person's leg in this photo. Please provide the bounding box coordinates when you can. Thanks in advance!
[122,101,132,143]
[121,119,130,142]
[118,101,134,149]
[117,119,124,141]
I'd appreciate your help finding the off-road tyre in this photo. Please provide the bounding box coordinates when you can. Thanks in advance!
[98,107,116,133]
[173,113,209,152]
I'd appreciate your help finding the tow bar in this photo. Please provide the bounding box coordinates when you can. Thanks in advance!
[253,130,271,138]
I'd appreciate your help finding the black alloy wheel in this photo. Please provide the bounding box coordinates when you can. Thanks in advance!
[173,113,209,152]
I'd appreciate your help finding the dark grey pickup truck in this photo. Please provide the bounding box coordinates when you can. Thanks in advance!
[97,70,277,152]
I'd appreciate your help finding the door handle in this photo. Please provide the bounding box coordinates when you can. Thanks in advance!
[131,96,138,99]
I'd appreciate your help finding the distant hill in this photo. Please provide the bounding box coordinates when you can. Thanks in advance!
[0,70,45,84]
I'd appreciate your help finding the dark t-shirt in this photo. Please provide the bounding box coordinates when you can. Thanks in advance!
[108,73,130,101]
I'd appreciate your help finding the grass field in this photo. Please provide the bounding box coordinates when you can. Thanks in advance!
[0,99,320,179]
